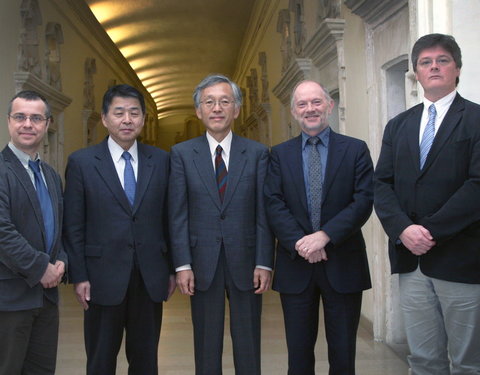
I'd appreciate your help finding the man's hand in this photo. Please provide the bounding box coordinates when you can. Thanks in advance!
[399,225,435,255]
[253,268,272,294]
[166,274,176,300]
[74,281,91,310]
[40,263,63,288]
[176,270,195,296]
[306,248,328,263]
[296,231,330,259]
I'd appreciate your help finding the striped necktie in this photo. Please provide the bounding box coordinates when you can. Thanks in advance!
[419,104,436,169]
[215,145,227,202]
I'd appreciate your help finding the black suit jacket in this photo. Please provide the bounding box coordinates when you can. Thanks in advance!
[264,130,373,294]
[63,138,171,305]
[0,146,67,311]
[374,93,480,284]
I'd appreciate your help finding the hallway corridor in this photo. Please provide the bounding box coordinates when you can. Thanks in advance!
[56,285,409,374]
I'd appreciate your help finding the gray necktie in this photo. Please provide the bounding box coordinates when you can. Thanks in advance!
[308,136,322,232]
[419,104,437,169]
[122,151,136,206]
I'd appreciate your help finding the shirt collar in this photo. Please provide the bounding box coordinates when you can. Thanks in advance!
[423,89,456,111]
[301,126,330,149]
[206,130,233,157]
[107,136,138,162]
[8,142,39,168]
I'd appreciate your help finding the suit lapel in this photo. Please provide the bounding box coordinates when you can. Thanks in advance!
[322,130,348,200]
[405,104,423,172]
[2,147,48,251]
[93,140,132,214]
[420,93,465,173]
[222,134,247,208]
[133,143,154,213]
[192,135,222,209]
[285,135,309,214]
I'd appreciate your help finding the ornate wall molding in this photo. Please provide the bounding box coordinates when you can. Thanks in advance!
[304,18,346,68]
[272,58,313,106]
[344,0,408,27]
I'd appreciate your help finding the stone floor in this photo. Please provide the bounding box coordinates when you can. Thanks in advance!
[56,285,409,374]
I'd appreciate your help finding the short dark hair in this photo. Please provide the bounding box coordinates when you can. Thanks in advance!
[8,90,52,119]
[412,33,462,85]
[193,74,242,109]
[102,84,145,115]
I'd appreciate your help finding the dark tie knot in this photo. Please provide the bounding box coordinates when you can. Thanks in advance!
[28,159,41,174]
[307,136,320,146]
[216,145,223,156]
[122,151,132,161]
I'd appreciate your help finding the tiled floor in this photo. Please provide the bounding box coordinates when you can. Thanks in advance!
[56,285,409,374]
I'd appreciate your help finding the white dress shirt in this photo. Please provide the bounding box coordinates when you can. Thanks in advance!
[107,136,139,186]
[419,89,457,144]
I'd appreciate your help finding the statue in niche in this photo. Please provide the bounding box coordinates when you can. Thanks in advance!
[45,22,63,91]
[319,0,342,20]
[83,58,97,110]
[289,0,305,57]
[247,69,259,113]
[17,0,42,78]
[258,52,270,103]
[277,9,293,73]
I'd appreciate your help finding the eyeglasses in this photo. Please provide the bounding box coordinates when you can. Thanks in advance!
[200,98,234,109]
[417,57,454,68]
[8,114,49,125]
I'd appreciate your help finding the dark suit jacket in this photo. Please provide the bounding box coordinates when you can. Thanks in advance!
[0,146,67,311]
[374,93,480,284]
[168,133,274,291]
[264,130,373,294]
[63,138,171,305]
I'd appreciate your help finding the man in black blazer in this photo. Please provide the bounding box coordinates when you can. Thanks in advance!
[264,80,373,375]
[374,34,480,374]
[169,74,274,375]
[0,91,66,374]
[63,84,175,375]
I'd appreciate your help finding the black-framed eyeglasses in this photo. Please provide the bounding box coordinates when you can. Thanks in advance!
[8,114,49,125]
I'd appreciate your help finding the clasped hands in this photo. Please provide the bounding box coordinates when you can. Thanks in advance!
[399,224,435,255]
[295,231,330,263]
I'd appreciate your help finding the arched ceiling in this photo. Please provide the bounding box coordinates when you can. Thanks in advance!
[85,0,255,119]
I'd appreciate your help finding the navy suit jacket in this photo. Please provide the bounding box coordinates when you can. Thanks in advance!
[265,130,373,294]
[168,133,274,292]
[0,146,67,311]
[63,138,171,305]
[374,93,480,284]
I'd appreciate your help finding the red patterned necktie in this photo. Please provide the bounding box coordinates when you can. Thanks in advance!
[215,145,228,202]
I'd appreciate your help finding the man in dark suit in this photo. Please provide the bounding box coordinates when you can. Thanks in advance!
[63,84,175,375]
[168,74,274,375]
[264,80,373,375]
[0,90,66,374]
[374,34,480,374]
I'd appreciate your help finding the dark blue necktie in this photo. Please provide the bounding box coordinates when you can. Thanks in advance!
[28,160,54,253]
[122,151,136,206]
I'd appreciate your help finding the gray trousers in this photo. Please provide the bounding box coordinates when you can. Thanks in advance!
[399,266,480,375]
